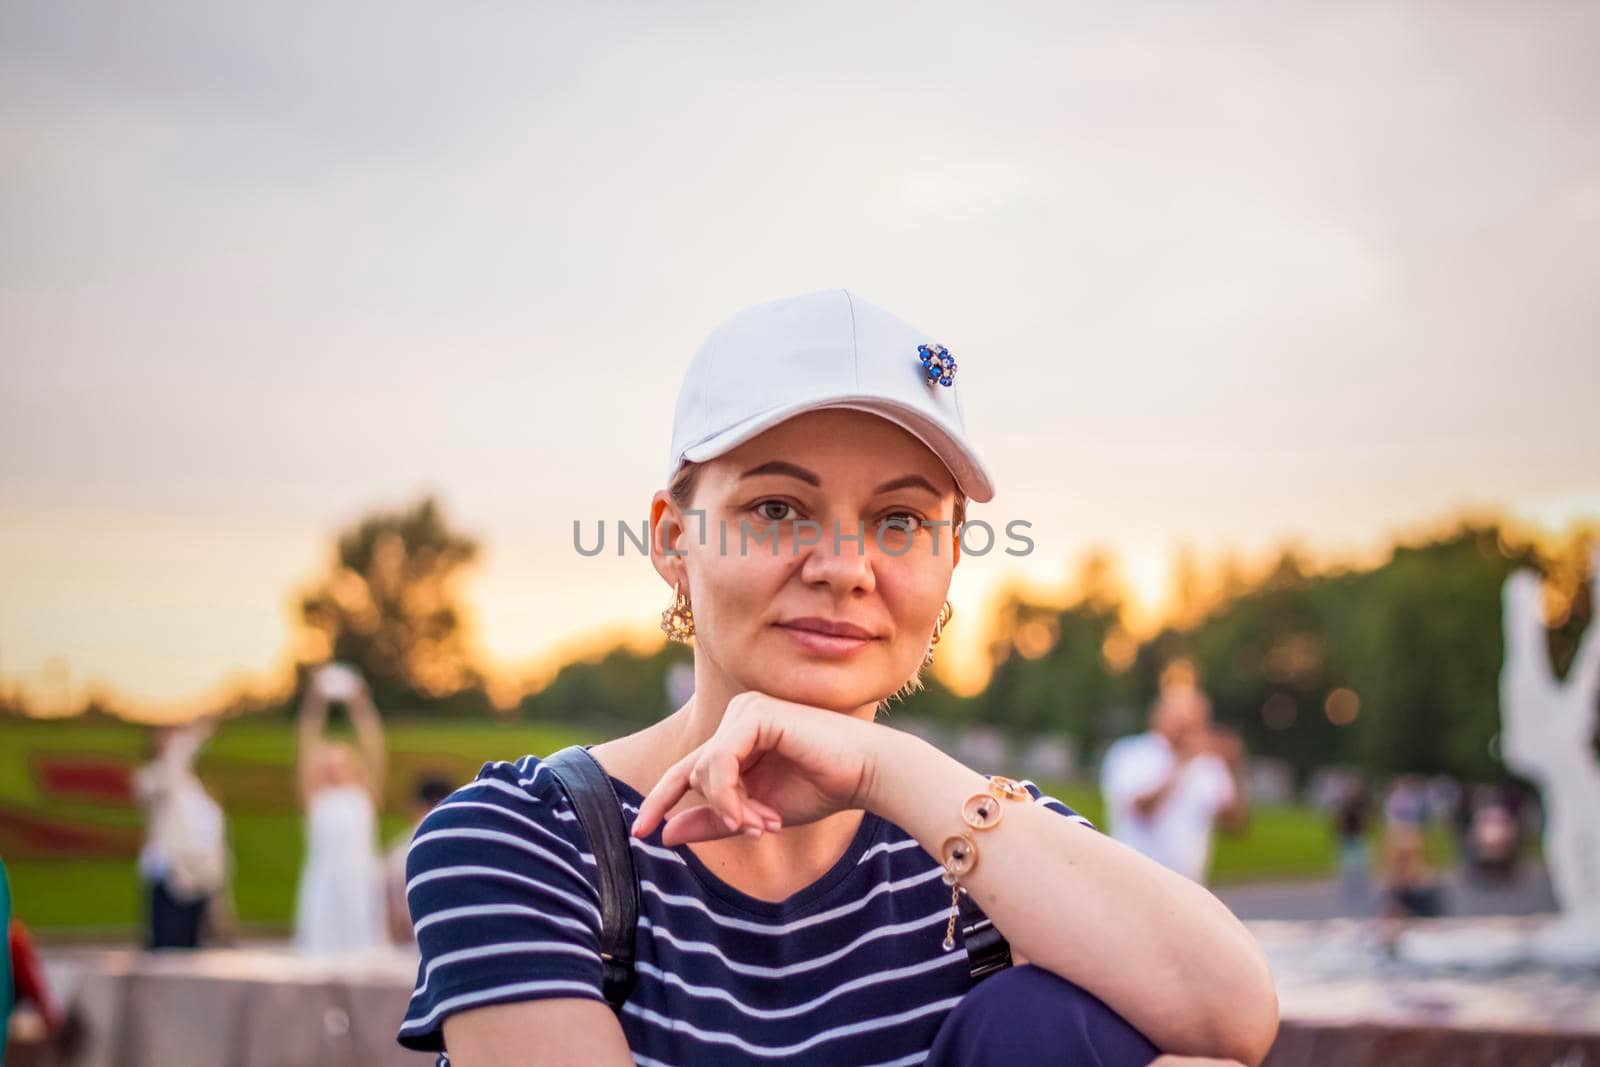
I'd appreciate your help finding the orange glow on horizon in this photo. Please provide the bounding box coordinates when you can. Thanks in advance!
[4,506,1592,723]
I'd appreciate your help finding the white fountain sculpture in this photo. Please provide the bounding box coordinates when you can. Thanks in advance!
[1498,549,1600,962]
[1398,549,1600,969]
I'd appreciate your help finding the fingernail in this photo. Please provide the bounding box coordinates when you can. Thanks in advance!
[765,819,781,833]
[744,826,763,838]
[723,814,740,832]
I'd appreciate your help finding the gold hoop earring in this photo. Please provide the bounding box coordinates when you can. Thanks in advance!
[924,600,953,666]
[660,580,695,643]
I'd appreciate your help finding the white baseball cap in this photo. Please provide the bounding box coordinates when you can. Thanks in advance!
[666,289,995,503]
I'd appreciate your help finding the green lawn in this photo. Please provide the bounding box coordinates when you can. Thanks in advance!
[1039,784,1367,886]
[1,716,601,932]
[2,716,1368,934]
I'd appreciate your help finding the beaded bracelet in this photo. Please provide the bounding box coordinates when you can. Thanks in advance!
[938,775,1031,951]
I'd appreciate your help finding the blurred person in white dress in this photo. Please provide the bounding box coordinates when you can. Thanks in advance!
[1100,679,1247,885]
[294,663,388,953]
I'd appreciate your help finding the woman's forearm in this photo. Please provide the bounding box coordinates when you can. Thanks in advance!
[295,688,327,799]
[297,688,328,746]
[1131,761,1187,817]
[862,729,1279,1065]
[347,688,388,789]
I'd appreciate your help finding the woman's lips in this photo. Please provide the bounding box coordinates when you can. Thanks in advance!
[773,622,877,657]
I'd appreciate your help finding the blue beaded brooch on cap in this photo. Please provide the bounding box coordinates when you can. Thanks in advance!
[917,343,957,387]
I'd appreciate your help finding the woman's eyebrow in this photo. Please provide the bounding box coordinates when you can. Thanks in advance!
[872,474,941,498]
[738,461,941,497]
[740,461,819,486]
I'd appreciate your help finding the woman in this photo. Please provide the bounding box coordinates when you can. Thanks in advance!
[397,290,1279,1065]
[294,663,389,953]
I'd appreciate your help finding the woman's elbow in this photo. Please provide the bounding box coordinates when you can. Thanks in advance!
[1207,957,1279,1066]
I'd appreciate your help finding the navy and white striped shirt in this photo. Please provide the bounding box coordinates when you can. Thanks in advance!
[397,751,1094,1066]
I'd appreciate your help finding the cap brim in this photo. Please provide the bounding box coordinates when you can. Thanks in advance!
[678,396,996,503]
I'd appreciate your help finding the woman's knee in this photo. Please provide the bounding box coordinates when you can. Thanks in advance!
[927,964,1160,1067]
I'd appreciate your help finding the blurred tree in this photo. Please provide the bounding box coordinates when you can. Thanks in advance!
[295,496,491,714]
[1169,543,1206,630]
[1337,528,1518,780]
[982,552,1136,751]
[1135,523,1592,787]
[517,642,690,729]
[1135,550,1349,783]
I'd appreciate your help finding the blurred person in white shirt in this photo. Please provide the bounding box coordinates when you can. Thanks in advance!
[133,716,229,948]
[1100,682,1247,884]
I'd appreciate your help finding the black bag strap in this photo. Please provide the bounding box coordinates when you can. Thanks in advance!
[957,891,1013,981]
[542,745,640,1009]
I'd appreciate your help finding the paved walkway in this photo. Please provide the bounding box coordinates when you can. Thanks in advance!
[1218,863,1558,921]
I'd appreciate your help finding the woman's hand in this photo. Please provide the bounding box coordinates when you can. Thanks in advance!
[630,691,883,846]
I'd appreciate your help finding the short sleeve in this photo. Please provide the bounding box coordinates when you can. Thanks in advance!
[396,755,609,1054]
[1004,776,1097,831]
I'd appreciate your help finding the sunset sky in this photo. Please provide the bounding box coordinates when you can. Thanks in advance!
[3,3,1597,719]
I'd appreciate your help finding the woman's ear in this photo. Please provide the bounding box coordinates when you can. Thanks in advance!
[649,493,690,584]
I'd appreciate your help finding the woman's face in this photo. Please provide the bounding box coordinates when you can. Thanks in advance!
[653,408,960,713]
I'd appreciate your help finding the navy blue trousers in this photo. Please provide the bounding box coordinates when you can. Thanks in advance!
[144,878,207,950]
[927,964,1160,1067]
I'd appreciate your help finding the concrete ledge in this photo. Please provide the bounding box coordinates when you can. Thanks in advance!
[23,923,1600,1067]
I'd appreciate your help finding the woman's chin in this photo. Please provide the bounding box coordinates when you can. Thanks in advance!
[751,669,893,714]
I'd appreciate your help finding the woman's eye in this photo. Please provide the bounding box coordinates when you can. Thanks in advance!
[881,512,925,533]
[754,500,798,523]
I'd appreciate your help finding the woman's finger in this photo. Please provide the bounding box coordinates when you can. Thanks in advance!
[686,753,741,833]
[660,805,754,847]
[700,746,751,833]
[743,795,783,831]
[632,749,697,838]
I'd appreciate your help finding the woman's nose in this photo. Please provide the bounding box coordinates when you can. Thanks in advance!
[795,519,877,593]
